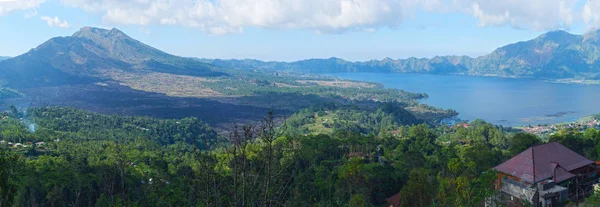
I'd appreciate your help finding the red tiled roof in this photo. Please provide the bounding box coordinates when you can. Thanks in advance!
[550,163,575,183]
[386,193,401,207]
[493,142,594,183]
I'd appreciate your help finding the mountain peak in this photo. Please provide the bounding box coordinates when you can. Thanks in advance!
[535,30,579,43]
[67,26,165,64]
[544,30,571,35]
[73,26,107,36]
[73,26,129,40]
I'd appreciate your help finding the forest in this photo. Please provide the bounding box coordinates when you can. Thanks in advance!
[1,106,600,206]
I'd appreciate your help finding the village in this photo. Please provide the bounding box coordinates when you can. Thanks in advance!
[518,115,600,138]
[0,140,57,149]
[0,111,56,150]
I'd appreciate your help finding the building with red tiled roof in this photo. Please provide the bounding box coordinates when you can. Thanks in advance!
[491,142,599,207]
[494,142,594,184]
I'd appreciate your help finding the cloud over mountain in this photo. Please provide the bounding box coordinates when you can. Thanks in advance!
[58,0,587,34]
[41,16,70,28]
[60,0,443,34]
[456,0,577,30]
[583,0,600,30]
[0,0,594,34]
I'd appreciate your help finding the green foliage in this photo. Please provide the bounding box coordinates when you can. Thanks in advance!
[0,150,20,207]
[29,107,218,149]
[549,128,600,160]
[593,113,600,121]
[440,119,510,149]
[285,102,421,136]
[0,107,559,207]
[400,168,437,207]
[585,188,600,206]
[509,133,542,156]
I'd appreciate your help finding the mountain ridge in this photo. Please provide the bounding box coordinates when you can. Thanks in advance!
[0,27,225,88]
[201,29,600,80]
[3,26,600,89]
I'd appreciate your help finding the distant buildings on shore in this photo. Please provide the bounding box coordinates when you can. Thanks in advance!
[520,118,600,137]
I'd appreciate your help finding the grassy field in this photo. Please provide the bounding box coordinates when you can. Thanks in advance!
[305,114,335,135]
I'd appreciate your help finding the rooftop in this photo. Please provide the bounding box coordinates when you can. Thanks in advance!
[493,142,594,183]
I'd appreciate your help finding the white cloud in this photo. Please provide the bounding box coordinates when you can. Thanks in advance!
[583,0,600,30]
[41,16,71,28]
[0,0,45,16]
[61,0,442,35]
[452,0,578,30]
[53,0,600,34]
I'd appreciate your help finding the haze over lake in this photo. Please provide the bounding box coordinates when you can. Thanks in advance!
[327,73,600,126]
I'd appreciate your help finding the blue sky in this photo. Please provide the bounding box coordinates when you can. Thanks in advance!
[0,0,598,61]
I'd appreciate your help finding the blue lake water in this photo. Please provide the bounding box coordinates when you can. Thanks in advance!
[326,73,600,126]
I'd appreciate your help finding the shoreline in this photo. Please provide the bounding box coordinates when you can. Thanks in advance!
[326,71,600,85]
[546,79,600,85]
[515,114,600,138]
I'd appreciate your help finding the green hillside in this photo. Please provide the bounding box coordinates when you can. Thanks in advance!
[2,106,599,206]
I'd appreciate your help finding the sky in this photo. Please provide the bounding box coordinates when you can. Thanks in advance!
[1,0,600,61]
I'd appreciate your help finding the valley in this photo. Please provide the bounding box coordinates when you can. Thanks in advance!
[0,27,457,135]
[0,69,453,134]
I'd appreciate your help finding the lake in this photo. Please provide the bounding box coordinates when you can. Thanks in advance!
[326,73,600,126]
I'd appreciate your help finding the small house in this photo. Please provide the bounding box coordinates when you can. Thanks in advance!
[491,142,599,206]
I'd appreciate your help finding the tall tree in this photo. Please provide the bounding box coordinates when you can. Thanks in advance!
[509,133,541,156]
[0,150,19,207]
[400,168,436,207]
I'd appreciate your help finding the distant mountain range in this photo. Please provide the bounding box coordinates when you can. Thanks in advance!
[3,27,600,88]
[0,27,224,88]
[0,56,10,61]
[201,30,600,80]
